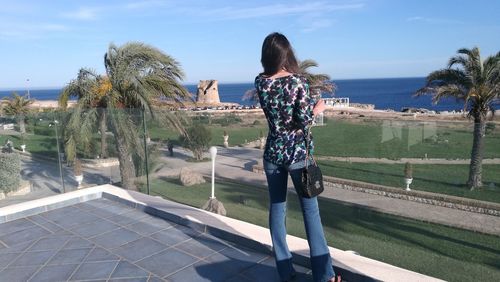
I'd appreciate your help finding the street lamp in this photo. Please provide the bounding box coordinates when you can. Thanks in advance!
[49,120,66,193]
[202,146,226,215]
[26,78,30,100]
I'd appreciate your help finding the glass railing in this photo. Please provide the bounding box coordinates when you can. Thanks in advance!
[1,108,499,205]
[1,107,499,281]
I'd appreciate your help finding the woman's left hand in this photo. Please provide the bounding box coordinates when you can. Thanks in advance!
[313,99,326,115]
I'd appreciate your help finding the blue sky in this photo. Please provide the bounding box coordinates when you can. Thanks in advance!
[0,0,499,88]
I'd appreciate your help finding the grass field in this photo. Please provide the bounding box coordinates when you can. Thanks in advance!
[318,161,500,203]
[3,113,499,202]
[312,118,500,159]
[142,178,500,282]
[6,114,500,160]
[149,116,500,160]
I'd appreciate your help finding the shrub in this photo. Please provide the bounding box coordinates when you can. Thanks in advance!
[192,115,210,125]
[213,114,242,127]
[0,152,21,193]
[404,162,413,179]
[179,124,212,161]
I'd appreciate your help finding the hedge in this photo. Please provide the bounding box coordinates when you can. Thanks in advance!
[0,152,21,193]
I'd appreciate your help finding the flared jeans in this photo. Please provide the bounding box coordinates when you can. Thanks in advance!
[263,160,335,282]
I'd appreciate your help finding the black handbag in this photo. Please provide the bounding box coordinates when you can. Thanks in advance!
[299,129,324,198]
[301,162,324,198]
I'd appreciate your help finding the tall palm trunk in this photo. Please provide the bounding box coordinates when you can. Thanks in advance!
[19,115,26,134]
[115,133,138,191]
[467,113,485,190]
[109,113,138,191]
[99,109,108,158]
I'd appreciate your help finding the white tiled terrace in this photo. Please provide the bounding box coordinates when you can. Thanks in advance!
[0,185,442,282]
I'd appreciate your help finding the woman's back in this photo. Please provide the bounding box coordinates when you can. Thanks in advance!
[255,73,315,166]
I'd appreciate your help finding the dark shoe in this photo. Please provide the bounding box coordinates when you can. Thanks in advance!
[282,272,296,282]
[328,274,342,282]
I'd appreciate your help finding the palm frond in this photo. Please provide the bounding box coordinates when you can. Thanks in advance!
[299,59,319,71]
[297,59,335,96]
[433,85,467,104]
[242,89,258,102]
[418,47,500,123]
[3,92,33,116]
[155,109,189,138]
[108,108,144,160]
[104,42,190,113]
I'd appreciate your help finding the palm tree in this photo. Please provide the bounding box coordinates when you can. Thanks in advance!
[415,47,500,189]
[60,68,111,161]
[61,42,191,191]
[2,92,33,134]
[243,59,335,103]
[103,42,190,191]
[298,59,336,97]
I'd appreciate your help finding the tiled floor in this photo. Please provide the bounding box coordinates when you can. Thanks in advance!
[0,198,313,281]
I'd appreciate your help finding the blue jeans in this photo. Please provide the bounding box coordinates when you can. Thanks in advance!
[263,160,335,282]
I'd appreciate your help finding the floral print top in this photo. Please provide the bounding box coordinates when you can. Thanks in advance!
[255,73,315,166]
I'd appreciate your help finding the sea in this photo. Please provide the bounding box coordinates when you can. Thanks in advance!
[0,77,468,112]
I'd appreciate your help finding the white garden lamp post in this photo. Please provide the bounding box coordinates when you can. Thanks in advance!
[202,146,226,215]
[210,146,217,199]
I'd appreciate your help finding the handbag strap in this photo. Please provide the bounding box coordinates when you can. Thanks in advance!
[304,125,316,168]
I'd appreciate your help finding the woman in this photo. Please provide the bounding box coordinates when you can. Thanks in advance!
[255,32,339,282]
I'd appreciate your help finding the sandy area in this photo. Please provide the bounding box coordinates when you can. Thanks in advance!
[29,100,76,109]
[27,99,500,123]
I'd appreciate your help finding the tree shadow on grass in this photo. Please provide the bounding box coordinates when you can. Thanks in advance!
[318,161,471,190]
[148,175,500,275]
[318,197,500,270]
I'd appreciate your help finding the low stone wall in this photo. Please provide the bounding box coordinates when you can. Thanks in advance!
[324,176,500,217]
[252,164,500,217]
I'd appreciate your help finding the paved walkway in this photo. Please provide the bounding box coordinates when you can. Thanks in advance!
[156,147,500,236]
[0,155,120,208]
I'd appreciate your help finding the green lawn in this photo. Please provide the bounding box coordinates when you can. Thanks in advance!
[149,123,268,147]
[0,131,58,157]
[9,114,500,161]
[318,161,500,203]
[142,178,500,282]
[312,119,500,159]
[148,117,500,160]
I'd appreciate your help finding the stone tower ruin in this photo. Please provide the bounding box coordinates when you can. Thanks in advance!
[196,80,220,104]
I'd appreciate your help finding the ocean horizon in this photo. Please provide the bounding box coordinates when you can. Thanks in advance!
[0,77,470,112]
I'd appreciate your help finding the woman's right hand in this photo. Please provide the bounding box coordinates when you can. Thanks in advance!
[313,99,326,116]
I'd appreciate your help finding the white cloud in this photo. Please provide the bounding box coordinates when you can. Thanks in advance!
[125,0,171,10]
[406,16,462,24]
[200,2,364,20]
[61,7,99,21]
[407,16,424,22]
[40,24,68,31]
[301,18,333,33]
[0,22,69,40]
